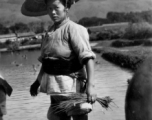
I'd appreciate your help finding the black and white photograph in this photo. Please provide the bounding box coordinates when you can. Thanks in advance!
[0,0,152,120]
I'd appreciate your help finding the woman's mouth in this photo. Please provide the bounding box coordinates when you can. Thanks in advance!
[52,16,58,19]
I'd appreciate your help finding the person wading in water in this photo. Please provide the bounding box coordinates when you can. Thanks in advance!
[21,0,96,119]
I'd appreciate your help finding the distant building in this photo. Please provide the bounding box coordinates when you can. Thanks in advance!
[35,33,45,39]
[17,32,35,41]
[0,34,16,43]
[0,32,36,43]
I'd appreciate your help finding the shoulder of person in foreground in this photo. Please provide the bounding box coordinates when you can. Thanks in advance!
[67,20,90,44]
[0,75,13,96]
[68,20,88,34]
[67,20,96,64]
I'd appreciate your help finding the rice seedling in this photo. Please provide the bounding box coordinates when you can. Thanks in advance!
[51,93,113,114]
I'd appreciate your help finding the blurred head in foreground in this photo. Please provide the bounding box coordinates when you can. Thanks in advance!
[125,56,152,120]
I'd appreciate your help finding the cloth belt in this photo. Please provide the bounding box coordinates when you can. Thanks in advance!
[42,57,83,75]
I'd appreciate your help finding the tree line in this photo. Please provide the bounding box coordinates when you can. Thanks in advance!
[0,10,152,35]
[78,10,152,27]
[0,21,52,35]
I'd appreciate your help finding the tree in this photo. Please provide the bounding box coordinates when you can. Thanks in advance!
[28,21,45,34]
[9,22,30,33]
[78,17,108,27]
[0,23,9,35]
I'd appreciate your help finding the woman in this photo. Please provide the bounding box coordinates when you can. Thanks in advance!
[21,0,96,120]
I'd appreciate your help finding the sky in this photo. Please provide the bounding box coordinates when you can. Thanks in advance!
[0,0,152,25]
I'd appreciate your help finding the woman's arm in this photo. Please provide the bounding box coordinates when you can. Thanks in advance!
[85,59,96,104]
[68,24,96,102]
[37,66,44,82]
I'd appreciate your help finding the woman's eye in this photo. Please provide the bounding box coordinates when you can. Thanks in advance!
[55,7,59,9]
[48,7,58,10]
[48,7,53,10]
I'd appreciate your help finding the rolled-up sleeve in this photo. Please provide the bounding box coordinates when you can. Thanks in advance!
[37,32,48,63]
[38,43,43,63]
[69,24,96,64]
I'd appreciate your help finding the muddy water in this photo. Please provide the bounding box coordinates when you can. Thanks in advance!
[0,50,132,120]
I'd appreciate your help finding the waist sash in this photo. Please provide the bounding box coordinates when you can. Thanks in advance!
[42,57,83,75]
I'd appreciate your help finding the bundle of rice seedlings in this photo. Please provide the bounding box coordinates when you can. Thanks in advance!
[51,93,113,114]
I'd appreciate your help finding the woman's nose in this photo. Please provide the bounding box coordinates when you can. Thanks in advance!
[52,9,56,14]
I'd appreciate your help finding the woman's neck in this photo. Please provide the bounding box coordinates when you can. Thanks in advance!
[54,17,69,28]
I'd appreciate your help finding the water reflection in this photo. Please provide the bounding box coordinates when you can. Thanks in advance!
[0,50,132,120]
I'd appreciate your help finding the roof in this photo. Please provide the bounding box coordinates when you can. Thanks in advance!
[17,32,35,38]
[0,32,36,43]
[0,32,35,39]
[0,34,16,39]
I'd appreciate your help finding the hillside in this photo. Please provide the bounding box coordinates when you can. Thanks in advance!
[0,0,152,25]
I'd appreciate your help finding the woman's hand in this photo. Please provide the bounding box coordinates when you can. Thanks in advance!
[30,66,43,96]
[30,79,40,96]
[86,84,97,104]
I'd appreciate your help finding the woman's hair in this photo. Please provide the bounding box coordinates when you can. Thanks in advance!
[44,0,73,8]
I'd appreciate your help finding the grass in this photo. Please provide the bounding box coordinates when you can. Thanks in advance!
[50,93,113,114]
[123,22,152,40]
[89,22,152,42]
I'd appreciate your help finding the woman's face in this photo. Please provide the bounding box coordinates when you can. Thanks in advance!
[46,0,68,23]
